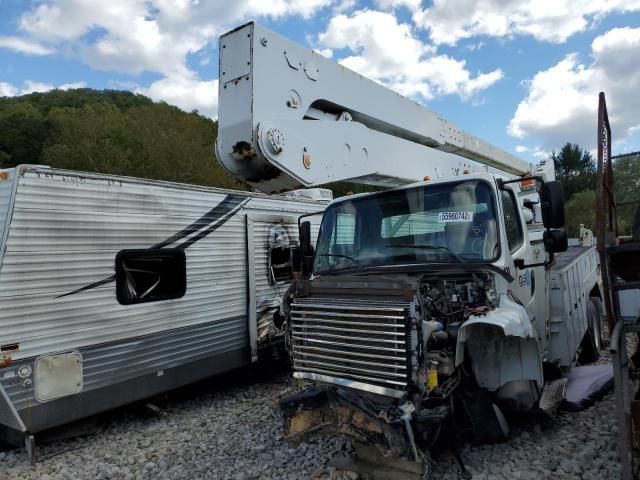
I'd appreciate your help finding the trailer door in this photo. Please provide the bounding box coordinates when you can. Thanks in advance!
[246,213,303,362]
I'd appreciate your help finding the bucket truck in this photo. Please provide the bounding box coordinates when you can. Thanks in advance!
[216,22,604,477]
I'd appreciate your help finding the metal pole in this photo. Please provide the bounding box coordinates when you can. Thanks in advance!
[596,93,616,332]
[611,320,634,480]
[597,92,635,478]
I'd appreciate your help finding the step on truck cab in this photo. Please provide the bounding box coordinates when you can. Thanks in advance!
[216,22,604,475]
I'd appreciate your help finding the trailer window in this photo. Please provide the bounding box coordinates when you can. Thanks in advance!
[501,190,524,252]
[116,249,186,305]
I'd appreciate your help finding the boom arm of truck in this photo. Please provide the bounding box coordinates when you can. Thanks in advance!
[216,22,538,194]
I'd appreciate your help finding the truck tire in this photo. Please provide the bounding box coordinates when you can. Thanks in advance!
[577,300,600,364]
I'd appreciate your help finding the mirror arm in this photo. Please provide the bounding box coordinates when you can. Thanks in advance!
[298,210,325,229]
[514,253,555,270]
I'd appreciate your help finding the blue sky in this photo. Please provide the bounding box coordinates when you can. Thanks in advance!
[1,0,639,163]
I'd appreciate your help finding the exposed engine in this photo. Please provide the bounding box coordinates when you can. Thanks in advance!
[280,272,499,468]
[416,273,495,399]
[419,273,495,325]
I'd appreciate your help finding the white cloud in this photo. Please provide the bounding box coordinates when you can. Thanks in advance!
[0,82,19,97]
[318,10,503,101]
[137,76,219,118]
[376,0,421,10]
[508,27,640,151]
[0,36,53,55]
[464,41,485,52]
[313,48,333,58]
[514,145,549,159]
[0,80,87,96]
[59,81,87,90]
[532,149,550,159]
[13,0,334,118]
[413,0,640,45]
[333,0,357,13]
[20,1,210,77]
[17,1,334,76]
[21,80,54,94]
[247,0,334,19]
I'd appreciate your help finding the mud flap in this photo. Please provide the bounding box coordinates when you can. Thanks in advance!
[461,390,509,444]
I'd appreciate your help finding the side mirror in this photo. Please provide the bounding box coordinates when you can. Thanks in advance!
[543,229,568,253]
[300,221,313,256]
[299,221,314,277]
[539,181,565,228]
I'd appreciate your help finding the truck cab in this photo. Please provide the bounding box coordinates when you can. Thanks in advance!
[281,172,569,455]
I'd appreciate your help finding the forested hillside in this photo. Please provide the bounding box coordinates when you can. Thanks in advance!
[0,89,244,189]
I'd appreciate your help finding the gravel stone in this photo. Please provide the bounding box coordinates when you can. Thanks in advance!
[0,340,624,480]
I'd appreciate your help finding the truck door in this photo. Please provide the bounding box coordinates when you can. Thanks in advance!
[500,188,549,354]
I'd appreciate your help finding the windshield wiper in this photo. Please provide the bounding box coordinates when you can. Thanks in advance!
[317,253,361,265]
[385,244,467,263]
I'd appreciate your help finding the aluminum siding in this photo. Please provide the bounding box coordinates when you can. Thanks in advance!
[0,167,325,420]
[1,317,247,412]
[0,168,322,362]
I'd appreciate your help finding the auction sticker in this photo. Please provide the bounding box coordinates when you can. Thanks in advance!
[438,211,473,223]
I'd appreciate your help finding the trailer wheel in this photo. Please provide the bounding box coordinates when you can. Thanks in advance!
[577,300,600,364]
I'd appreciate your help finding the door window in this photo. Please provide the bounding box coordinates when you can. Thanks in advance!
[501,189,524,252]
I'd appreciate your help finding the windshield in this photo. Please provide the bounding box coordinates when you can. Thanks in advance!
[314,180,499,275]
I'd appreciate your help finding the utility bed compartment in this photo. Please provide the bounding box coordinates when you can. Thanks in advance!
[548,246,600,366]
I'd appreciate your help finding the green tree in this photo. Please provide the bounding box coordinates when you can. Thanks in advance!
[0,102,47,167]
[42,102,140,174]
[40,101,245,190]
[0,89,153,116]
[551,143,596,200]
[125,104,243,188]
[613,154,640,236]
[564,190,596,237]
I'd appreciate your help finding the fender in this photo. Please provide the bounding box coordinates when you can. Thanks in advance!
[455,294,543,391]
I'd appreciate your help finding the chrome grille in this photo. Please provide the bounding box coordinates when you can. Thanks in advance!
[290,297,412,395]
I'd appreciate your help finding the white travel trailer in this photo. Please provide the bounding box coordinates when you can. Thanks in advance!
[0,165,329,453]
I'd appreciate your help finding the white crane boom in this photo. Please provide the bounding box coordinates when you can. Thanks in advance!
[216,22,533,194]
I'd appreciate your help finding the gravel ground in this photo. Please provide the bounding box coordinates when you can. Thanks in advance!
[0,348,624,480]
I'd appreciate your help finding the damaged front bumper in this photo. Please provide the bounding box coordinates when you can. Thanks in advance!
[279,385,449,464]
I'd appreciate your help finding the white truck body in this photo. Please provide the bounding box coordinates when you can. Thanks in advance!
[549,246,602,367]
[0,165,326,440]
